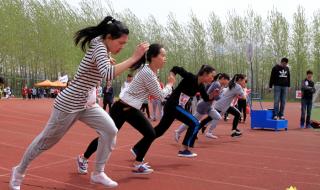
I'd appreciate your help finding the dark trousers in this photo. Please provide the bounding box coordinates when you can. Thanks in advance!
[200,106,241,131]
[83,100,156,162]
[140,103,150,118]
[134,105,200,159]
[300,98,313,127]
[237,99,247,122]
[273,86,288,117]
[103,99,112,112]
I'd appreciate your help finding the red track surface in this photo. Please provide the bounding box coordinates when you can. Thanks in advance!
[0,99,319,190]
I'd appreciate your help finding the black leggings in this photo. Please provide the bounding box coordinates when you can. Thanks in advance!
[83,100,156,162]
[133,105,200,159]
[237,99,247,121]
[200,106,241,131]
[140,103,150,118]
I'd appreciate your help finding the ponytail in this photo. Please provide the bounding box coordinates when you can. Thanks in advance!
[130,43,164,71]
[197,64,215,76]
[74,16,129,52]
[214,73,230,81]
[228,74,245,89]
[130,53,147,71]
[213,73,222,81]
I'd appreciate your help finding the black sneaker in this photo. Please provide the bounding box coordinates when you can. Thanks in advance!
[178,150,197,158]
[272,116,278,120]
[231,130,242,138]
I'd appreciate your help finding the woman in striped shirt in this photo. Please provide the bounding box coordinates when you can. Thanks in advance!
[9,16,149,190]
[76,43,175,175]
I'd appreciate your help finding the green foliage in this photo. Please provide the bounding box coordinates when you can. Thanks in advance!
[0,0,319,98]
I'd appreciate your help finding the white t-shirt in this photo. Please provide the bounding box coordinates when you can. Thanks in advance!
[85,87,98,108]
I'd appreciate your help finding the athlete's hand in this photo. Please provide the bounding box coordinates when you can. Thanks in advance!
[110,57,116,65]
[132,42,149,62]
[167,74,176,86]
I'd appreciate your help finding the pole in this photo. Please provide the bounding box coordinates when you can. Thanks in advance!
[247,43,253,108]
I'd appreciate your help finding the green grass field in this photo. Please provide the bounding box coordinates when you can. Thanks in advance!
[311,107,320,120]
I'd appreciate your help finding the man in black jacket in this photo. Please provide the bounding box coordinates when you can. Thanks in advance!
[300,70,316,128]
[269,57,290,120]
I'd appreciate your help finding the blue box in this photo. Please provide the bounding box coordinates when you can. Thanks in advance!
[251,110,288,131]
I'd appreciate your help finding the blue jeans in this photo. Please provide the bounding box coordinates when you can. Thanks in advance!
[300,98,313,127]
[273,86,288,117]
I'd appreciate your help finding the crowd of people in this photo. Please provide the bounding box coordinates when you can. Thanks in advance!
[8,15,318,190]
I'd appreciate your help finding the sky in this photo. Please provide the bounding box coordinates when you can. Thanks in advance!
[67,0,320,24]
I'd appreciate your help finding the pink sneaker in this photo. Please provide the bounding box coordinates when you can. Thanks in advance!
[9,166,25,190]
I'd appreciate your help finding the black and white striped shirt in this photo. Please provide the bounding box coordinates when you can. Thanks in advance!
[120,65,172,109]
[54,37,114,113]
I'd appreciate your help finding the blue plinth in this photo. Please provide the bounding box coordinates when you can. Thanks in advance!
[251,110,288,131]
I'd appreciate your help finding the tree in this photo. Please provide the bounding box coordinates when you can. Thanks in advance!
[312,11,320,82]
[291,6,309,89]
[267,8,289,63]
[207,12,226,71]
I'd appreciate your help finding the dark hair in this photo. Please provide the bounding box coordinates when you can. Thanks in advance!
[213,73,230,81]
[130,43,164,70]
[228,74,246,89]
[281,57,289,63]
[127,73,133,78]
[74,16,129,52]
[197,65,215,76]
[306,70,313,75]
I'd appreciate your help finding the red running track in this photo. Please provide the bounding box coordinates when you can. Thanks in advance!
[0,99,319,190]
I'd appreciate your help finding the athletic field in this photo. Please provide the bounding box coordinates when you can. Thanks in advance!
[0,99,319,190]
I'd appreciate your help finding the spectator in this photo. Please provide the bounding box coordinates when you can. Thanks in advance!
[300,70,316,128]
[103,81,114,112]
[119,73,133,97]
[269,57,290,120]
[32,87,37,99]
[22,86,28,100]
[4,86,12,99]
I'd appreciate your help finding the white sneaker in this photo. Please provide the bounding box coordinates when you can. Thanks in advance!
[174,130,180,142]
[76,154,88,174]
[205,132,218,139]
[9,166,25,190]
[90,172,118,188]
[132,163,154,174]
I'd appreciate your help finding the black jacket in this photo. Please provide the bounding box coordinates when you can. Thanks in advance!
[301,79,315,99]
[269,64,290,88]
[103,86,114,103]
[165,66,210,108]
